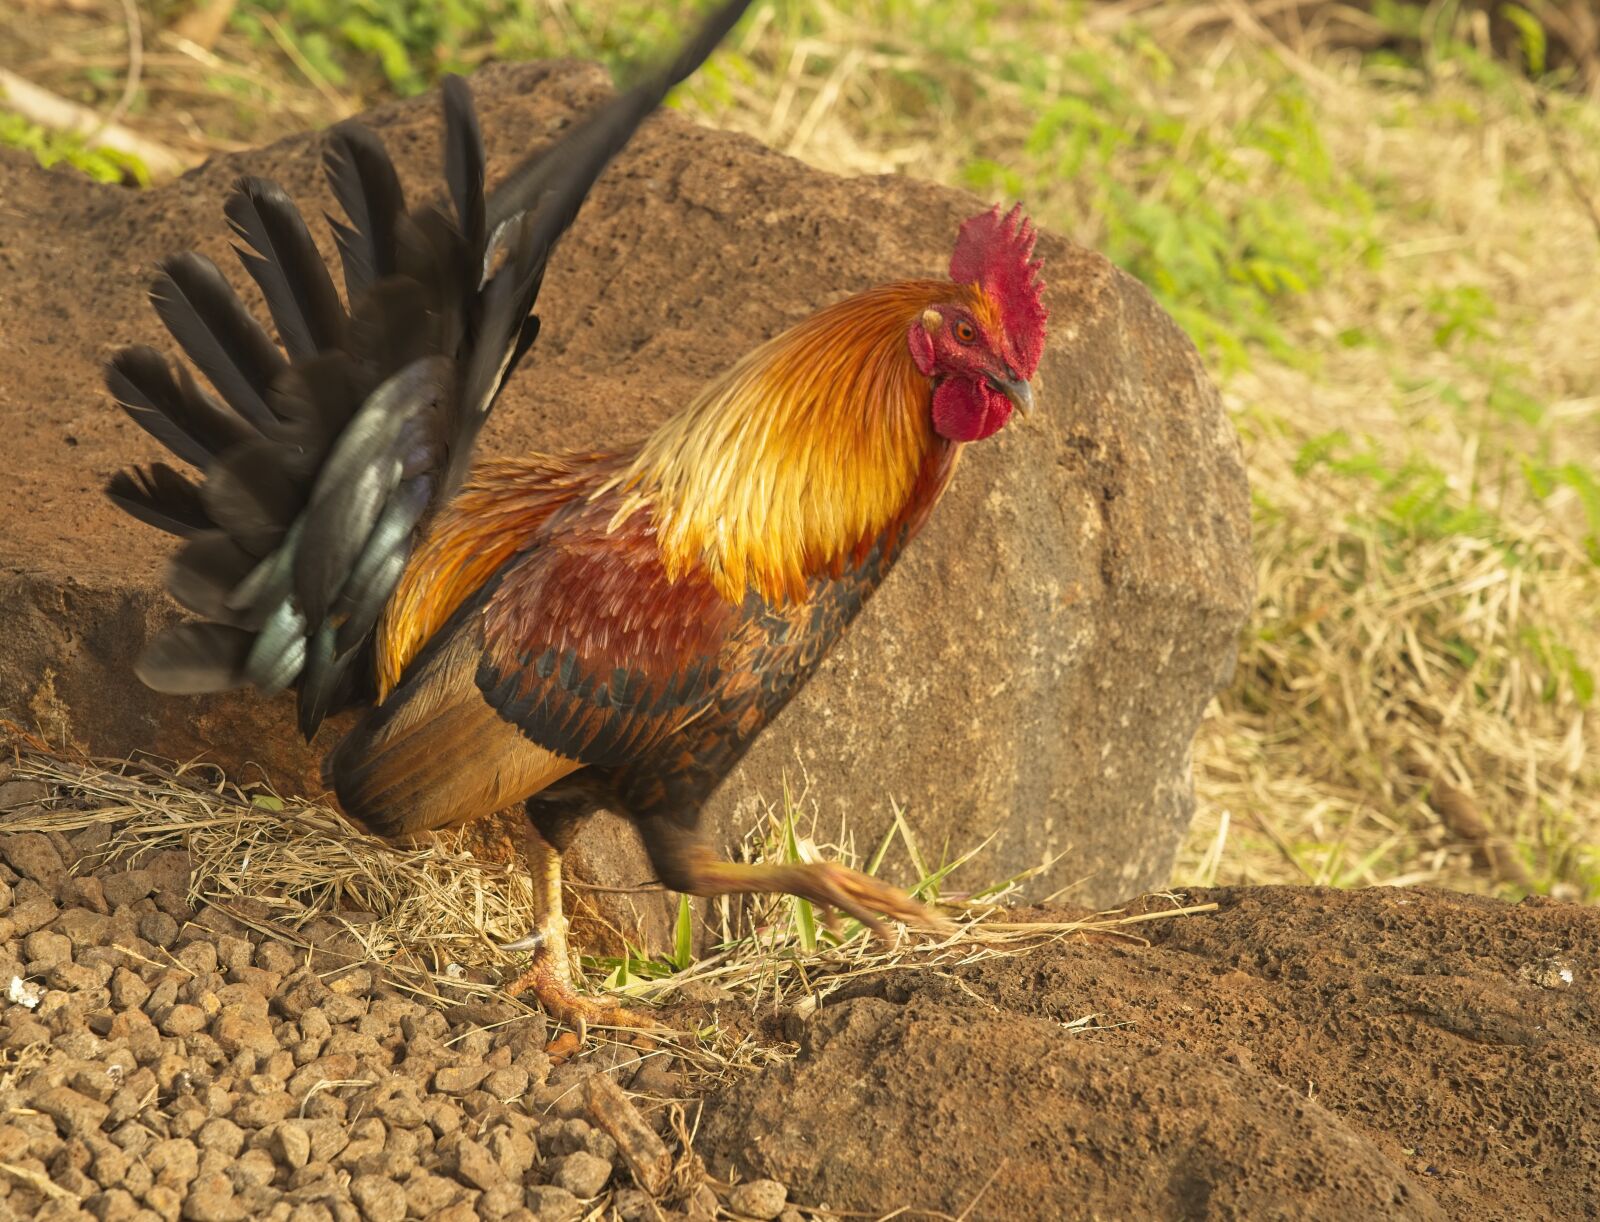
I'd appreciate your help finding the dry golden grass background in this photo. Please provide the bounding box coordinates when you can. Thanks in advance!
[2,0,1597,907]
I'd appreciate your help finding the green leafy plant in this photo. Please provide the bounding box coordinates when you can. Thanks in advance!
[0,113,149,185]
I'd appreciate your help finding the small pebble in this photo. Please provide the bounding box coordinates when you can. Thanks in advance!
[350,1175,407,1222]
[86,1187,139,1221]
[109,968,151,1011]
[729,1180,789,1221]
[373,1092,425,1128]
[180,1170,241,1222]
[405,1172,465,1216]
[454,1137,503,1192]
[231,1091,294,1128]
[138,911,180,949]
[147,1137,200,1187]
[522,1186,581,1222]
[213,1012,277,1058]
[101,869,157,908]
[229,1149,277,1191]
[551,1151,612,1199]
[61,875,110,915]
[146,1183,183,1219]
[23,929,73,969]
[197,1118,245,1158]
[176,943,218,977]
[67,1064,118,1103]
[686,1183,720,1221]
[157,1005,207,1038]
[611,1189,655,1222]
[33,1086,110,1138]
[271,1121,311,1170]
[3,833,66,888]
[434,1064,492,1094]
[11,895,58,935]
[475,1181,524,1221]
[487,1128,537,1179]
[483,1066,529,1101]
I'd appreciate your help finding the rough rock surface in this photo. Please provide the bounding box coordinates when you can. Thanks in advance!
[705,886,1599,1220]
[0,59,1252,927]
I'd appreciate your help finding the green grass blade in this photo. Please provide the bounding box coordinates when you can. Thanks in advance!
[673,894,694,971]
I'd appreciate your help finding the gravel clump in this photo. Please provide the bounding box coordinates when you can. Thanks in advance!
[0,827,790,1222]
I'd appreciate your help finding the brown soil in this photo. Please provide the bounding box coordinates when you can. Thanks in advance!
[2,788,1595,1221]
[702,886,1598,1221]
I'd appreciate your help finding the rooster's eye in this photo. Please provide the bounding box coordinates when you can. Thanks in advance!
[954,320,976,344]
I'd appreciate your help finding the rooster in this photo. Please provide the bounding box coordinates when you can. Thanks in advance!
[104,0,1048,1030]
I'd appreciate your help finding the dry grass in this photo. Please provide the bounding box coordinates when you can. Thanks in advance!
[2,1,1597,902]
[1,745,1213,1079]
[1161,27,1600,897]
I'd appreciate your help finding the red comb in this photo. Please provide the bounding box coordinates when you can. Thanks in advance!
[949,204,1048,378]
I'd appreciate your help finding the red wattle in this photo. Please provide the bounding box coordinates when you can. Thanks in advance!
[931,378,1012,442]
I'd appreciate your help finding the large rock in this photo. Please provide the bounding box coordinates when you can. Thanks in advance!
[0,61,1251,930]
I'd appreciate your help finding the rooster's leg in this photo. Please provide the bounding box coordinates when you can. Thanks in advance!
[643,818,953,941]
[502,814,660,1035]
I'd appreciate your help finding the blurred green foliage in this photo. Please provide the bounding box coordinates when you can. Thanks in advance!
[0,112,149,184]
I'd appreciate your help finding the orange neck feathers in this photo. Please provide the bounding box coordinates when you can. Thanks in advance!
[615,280,980,604]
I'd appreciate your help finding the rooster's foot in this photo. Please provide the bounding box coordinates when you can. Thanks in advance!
[650,832,956,944]
[777,860,956,941]
[501,920,665,1039]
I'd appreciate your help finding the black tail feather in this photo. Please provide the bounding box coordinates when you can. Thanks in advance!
[442,75,486,263]
[149,253,286,433]
[135,622,254,695]
[453,211,543,485]
[106,464,212,538]
[107,346,255,470]
[348,276,439,387]
[267,355,369,464]
[323,121,406,304]
[109,0,751,736]
[166,531,259,624]
[501,312,542,394]
[198,439,305,557]
[486,0,752,251]
[226,177,347,360]
[395,204,472,363]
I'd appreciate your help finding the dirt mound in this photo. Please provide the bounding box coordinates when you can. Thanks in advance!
[0,59,1251,926]
[704,886,1599,1220]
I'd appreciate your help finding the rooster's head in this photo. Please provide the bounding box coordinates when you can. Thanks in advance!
[907,204,1049,442]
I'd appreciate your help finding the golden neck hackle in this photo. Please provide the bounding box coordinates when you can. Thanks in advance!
[616,280,985,604]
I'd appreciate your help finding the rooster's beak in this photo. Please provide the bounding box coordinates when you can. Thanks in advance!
[988,373,1034,417]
